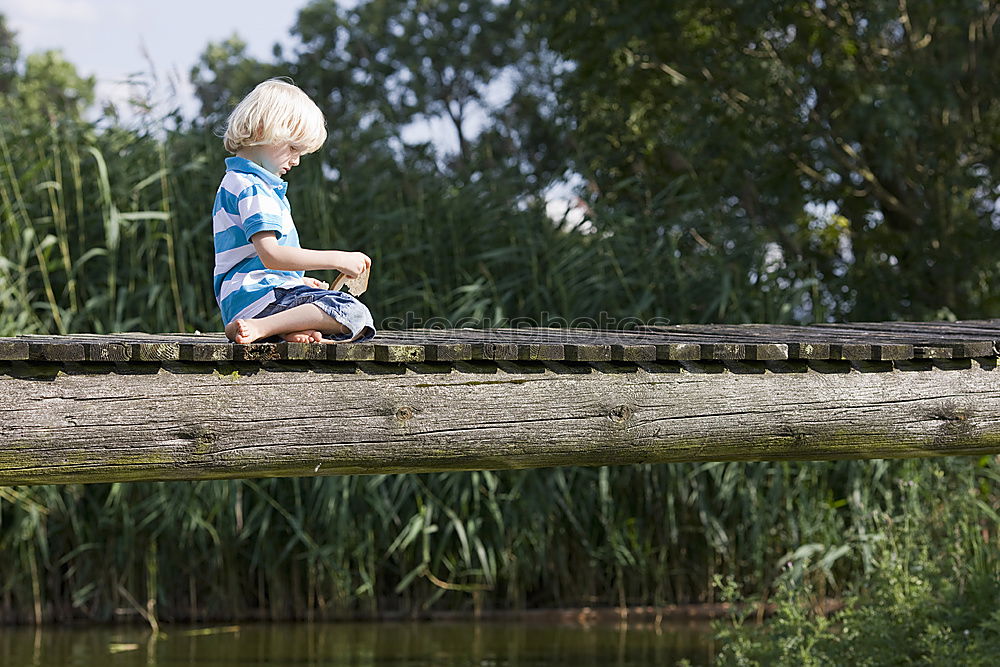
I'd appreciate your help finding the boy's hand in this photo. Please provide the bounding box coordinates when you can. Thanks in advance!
[302,276,329,290]
[338,252,371,278]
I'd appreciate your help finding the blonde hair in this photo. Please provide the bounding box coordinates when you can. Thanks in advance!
[223,78,327,154]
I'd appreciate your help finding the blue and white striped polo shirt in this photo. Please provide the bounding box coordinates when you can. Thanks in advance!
[213,156,305,325]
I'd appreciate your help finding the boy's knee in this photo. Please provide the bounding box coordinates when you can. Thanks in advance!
[322,320,350,336]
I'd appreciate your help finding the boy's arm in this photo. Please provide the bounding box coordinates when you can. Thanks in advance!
[251,232,370,277]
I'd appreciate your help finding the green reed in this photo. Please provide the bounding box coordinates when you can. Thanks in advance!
[1,458,994,624]
[1,106,993,628]
[715,457,1000,665]
[0,99,809,339]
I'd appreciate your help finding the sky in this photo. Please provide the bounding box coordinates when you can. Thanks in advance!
[2,0,577,211]
[3,0,474,153]
[2,0,311,120]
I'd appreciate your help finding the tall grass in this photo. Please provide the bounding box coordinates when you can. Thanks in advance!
[715,457,1000,665]
[0,101,812,338]
[2,458,995,624]
[0,116,203,335]
[1,103,994,631]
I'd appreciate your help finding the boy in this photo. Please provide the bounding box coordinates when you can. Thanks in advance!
[213,78,375,344]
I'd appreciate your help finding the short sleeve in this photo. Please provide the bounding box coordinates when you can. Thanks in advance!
[237,184,285,242]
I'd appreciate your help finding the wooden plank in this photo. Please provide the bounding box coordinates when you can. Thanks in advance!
[871,344,914,361]
[330,343,375,362]
[374,344,425,363]
[636,326,824,359]
[656,343,702,361]
[746,344,789,361]
[28,340,86,362]
[517,343,565,361]
[85,341,132,362]
[830,343,873,361]
[811,323,997,357]
[823,321,999,336]
[279,342,328,361]
[234,343,281,362]
[702,343,745,361]
[949,341,996,358]
[471,343,519,361]
[611,344,657,362]
[425,343,474,362]
[3,325,997,371]
[661,324,966,363]
[180,342,233,363]
[564,344,612,362]
[133,342,180,362]
[786,342,831,360]
[0,339,30,361]
[914,346,952,360]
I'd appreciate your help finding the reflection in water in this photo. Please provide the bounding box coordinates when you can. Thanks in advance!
[0,620,715,666]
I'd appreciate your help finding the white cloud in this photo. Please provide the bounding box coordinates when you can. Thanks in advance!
[5,0,99,23]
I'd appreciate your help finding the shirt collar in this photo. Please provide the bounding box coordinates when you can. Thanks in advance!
[225,156,288,197]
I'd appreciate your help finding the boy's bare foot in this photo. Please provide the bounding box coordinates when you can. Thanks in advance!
[225,318,264,344]
[282,330,322,343]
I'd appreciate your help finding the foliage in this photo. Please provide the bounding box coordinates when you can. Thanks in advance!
[3,458,995,624]
[0,11,998,666]
[535,0,1000,321]
[296,0,524,162]
[0,14,17,94]
[715,457,1000,665]
[190,35,285,131]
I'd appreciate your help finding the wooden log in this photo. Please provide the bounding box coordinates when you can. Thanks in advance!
[3,357,1000,485]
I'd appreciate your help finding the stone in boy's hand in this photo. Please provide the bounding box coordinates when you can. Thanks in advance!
[339,251,371,279]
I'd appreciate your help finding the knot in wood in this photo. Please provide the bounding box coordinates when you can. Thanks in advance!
[395,406,415,422]
[609,404,634,424]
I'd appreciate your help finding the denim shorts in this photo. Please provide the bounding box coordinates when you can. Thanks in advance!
[254,285,376,343]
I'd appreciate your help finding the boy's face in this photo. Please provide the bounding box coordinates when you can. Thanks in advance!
[251,142,305,178]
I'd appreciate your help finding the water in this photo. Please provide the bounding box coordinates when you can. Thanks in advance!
[0,619,715,666]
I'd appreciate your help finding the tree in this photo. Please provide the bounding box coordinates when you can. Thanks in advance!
[6,49,95,122]
[291,0,556,176]
[0,14,18,94]
[190,34,284,129]
[536,0,1000,320]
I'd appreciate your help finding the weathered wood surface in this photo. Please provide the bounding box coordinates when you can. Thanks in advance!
[2,330,1000,484]
[3,319,999,364]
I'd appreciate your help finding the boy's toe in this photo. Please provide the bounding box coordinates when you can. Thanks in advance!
[232,319,257,344]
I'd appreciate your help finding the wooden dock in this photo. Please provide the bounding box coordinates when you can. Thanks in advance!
[3,320,1000,485]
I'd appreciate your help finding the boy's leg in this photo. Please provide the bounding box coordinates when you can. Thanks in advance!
[227,303,350,344]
